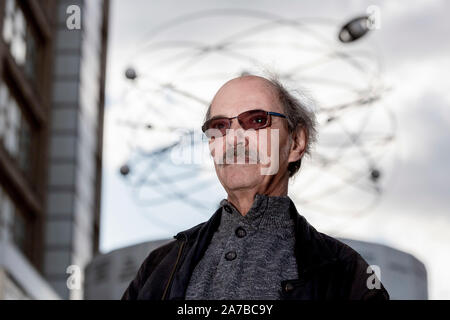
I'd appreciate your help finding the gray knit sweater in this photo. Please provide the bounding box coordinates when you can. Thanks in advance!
[185,194,298,300]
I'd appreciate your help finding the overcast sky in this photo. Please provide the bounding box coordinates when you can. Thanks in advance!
[100,0,450,299]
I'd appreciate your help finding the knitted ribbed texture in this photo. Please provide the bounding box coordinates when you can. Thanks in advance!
[185,194,298,300]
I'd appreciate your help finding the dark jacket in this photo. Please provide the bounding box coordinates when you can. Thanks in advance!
[121,199,389,300]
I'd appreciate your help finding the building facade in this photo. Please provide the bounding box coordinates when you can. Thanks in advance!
[0,0,109,299]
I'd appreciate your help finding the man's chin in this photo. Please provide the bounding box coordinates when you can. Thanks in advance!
[217,164,263,189]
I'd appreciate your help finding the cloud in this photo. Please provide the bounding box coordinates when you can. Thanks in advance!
[376,0,450,64]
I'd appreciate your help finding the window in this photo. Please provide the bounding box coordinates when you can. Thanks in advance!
[2,0,38,84]
[12,205,26,252]
[0,186,27,254]
[0,80,32,175]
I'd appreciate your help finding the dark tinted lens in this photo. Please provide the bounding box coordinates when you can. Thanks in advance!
[238,110,268,130]
[203,118,230,137]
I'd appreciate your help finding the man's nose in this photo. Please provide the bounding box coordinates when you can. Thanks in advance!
[225,119,248,147]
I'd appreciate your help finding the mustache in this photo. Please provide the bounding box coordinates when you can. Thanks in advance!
[221,143,260,164]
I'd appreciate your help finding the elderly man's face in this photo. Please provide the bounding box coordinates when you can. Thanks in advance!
[208,76,302,194]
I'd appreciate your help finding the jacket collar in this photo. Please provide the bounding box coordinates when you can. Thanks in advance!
[175,197,337,275]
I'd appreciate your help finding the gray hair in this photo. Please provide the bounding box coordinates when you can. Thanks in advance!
[205,76,317,177]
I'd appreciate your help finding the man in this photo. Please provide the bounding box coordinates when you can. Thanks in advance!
[122,75,389,300]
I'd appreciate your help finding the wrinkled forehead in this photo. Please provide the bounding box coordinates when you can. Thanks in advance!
[209,77,283,118]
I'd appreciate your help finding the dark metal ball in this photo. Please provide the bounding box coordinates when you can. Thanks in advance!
[370,168,381,181]
[120,164,130,176]
[125,68,137,80]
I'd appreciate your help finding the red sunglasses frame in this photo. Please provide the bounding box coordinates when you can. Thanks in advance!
[201,109,287,137]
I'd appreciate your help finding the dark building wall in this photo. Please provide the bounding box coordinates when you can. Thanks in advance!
[0,0,109,300]
[0,0,56,273]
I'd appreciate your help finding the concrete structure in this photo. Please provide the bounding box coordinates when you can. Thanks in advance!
[0,0,109,299]
[339,238,428,300]
[85,238,428,300]
[85,239,171,300]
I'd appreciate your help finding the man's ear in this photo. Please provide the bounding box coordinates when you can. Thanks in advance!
[288,127,307,163]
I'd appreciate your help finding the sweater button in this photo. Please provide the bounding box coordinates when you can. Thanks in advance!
[223,205,232,213]
[225,251,237,261]
[284,282,294,293]
[235,227,247,238]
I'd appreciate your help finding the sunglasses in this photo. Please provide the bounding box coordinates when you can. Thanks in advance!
[201,109,287,138]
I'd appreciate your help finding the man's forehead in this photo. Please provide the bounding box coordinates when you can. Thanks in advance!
[210,76,281,116]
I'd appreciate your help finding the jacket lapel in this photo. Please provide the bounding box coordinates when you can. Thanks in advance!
[289,199,337,275]
[168,207,223,299]
[281,199,338,300]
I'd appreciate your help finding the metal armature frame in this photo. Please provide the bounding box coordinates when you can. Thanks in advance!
[113,8,397,232]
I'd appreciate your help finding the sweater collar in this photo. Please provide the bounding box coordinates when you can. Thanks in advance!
[219,194,294,233]
[175,195,336,275]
